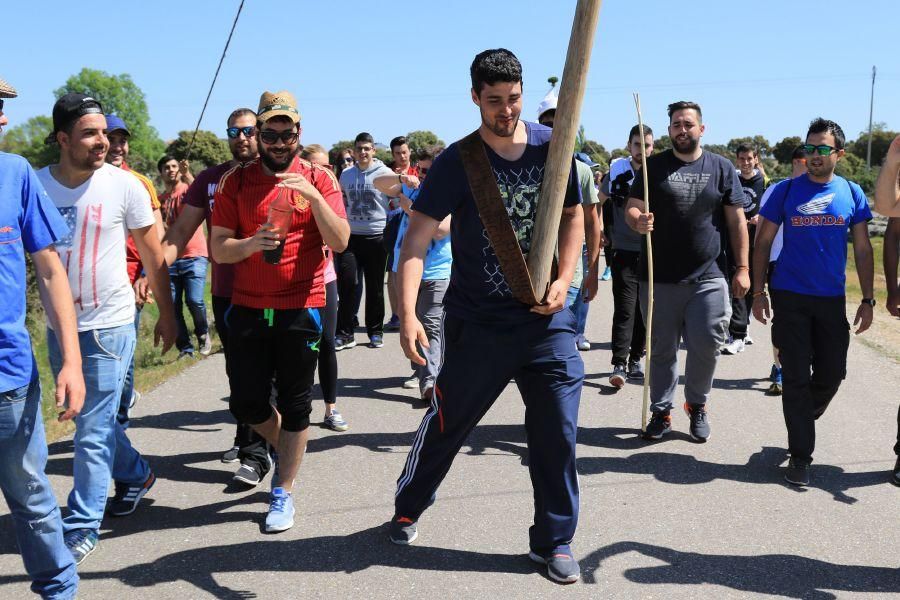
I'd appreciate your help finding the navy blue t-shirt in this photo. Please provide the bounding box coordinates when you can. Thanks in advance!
[759,174,871,297]
[412,122,580,324]
[630,149,746,283]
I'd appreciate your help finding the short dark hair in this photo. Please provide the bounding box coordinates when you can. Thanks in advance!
[470,48,522,94]
[354,132,375,146]
[227,108,256,128]
[735,144,756,157]
[667,101,702,121]
[806,117,845,150]
[390,136,408,151]
[415,146,437,162]
[791,145,806,161]
[157,154,177,172]
[628,124,653,140]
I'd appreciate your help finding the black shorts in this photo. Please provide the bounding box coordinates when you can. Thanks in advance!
[226,305,323,432]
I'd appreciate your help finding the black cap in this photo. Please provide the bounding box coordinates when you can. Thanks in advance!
[45,93,104,144]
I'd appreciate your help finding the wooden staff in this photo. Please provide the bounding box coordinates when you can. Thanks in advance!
[527,0,603,299]
[633,92,653,433]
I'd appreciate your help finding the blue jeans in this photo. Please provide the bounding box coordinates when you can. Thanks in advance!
[169,257,209,353]
[0,374,78,599]
[117,306,142,428]
[568,248,590,335]
[48,324,148,535]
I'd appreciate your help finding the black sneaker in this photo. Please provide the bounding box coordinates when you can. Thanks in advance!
[388,515,418,545]
[891,457,899,487]
[627,360,644,380]
[684,402,710,442]
[107,472,156,517]
[222,445,240,463]
[608,364,626,389]
[233,463,263,487]
[529,544,580,584]
[643,411,672,440]
[784,459,810,486]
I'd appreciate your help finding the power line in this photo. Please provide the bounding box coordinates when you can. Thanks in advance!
[185,0,245,160]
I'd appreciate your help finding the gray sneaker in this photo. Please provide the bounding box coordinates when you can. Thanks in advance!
[324,411,349,432]
[402,374,419,389]
[684,402,710,442]
[389,515,418,545]
[529,544,580,584]
[222,445,240,463]
[199,334,213,356]
[233,463,262,487]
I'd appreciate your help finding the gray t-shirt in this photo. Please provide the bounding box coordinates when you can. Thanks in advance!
[601,157,643,252]
[339,159,395,235]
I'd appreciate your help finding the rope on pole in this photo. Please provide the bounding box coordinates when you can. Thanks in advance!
[185,0,246,161]
[633,92,653,433]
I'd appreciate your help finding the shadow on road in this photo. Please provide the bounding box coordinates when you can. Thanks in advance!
[580,540,900,599]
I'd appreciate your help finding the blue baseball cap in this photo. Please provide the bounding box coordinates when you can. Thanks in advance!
[105,113,130,136]
[575,152,598,168]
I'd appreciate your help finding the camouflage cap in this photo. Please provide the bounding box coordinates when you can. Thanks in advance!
[0,77,18,99]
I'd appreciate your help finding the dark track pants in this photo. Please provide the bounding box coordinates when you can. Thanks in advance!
[771,290,849,465]
[394,309,584,552]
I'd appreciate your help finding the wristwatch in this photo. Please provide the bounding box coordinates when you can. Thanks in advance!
[861,298,876,307]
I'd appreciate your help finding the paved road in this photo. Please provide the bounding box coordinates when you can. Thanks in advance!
[1,288,898,599]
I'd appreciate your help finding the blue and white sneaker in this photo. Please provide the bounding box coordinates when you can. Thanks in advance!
[324,410,349,432]
[65,528,99,565]
[369,334,384,348]
[265,487,295,532]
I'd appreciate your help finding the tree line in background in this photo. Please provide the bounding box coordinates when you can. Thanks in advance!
[1,68,895,195]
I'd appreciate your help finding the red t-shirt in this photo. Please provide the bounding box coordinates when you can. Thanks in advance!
[160,183,208,260]
[182,162,236,297]
[122,163,161,284]
[212,156,346,310]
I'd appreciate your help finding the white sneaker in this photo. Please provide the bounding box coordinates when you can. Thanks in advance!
[402,374,419,389]
[721,338,746,355]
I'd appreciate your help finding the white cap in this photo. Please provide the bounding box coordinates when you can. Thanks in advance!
[537,86,558,119]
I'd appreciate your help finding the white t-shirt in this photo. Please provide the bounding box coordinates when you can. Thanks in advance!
[757,184,783,261]
[37,163,155,332]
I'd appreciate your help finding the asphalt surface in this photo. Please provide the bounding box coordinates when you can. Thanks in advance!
[1,285,898,599]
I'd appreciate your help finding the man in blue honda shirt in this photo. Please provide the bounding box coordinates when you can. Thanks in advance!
[752,117,874,487]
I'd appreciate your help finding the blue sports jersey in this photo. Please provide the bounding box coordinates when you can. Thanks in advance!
[759,174,871,297]
[412,122,580,324]
[0,153,70,391]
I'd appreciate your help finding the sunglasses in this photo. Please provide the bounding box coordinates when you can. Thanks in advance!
[226,126,256,139]
[418,166,429,175]
[801,144,839,156]
[259,129,299,145]
[343,157,354,164]
[0,99,4,111]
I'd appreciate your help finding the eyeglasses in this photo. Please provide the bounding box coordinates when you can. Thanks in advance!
[226,126,256,139]
[259,129,299,145]
[801,144,838,156]
[355,145,374,153]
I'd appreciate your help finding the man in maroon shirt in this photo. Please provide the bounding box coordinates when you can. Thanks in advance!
[210,91,349,532]
[161,107,272,485]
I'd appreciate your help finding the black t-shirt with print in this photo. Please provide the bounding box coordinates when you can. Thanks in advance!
[630,149,746,284]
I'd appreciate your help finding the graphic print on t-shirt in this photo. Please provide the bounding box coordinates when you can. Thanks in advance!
[346,187,380,221]
[797,193,835,215]
[666,171,712,205]
[57,204,103,310]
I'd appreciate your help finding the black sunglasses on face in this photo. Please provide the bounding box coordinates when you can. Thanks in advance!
[226,126,256,139]
[259,129,299,144]
[343,157,354,164]
[418,166,429,175]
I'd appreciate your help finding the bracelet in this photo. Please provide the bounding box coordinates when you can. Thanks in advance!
[736,265,749,270]
[752,290,768,298]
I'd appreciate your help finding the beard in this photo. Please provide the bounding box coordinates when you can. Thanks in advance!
[260,144,298,173]
[672,135,699,154]
[482,110,519,138]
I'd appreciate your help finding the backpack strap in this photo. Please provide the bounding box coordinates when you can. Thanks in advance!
[458,130,541,306]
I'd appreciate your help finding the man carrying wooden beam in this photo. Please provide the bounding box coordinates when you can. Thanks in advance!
[389,48,585,584]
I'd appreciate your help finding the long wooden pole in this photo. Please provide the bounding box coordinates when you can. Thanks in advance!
[633,92,653,433]
[528,0,603,299]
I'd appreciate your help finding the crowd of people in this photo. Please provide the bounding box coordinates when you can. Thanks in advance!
[1,44,899,596]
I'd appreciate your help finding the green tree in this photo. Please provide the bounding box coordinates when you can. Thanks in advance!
[55,68,165,172]
[835,152,878,194]
[0,115,59,168]
[609,148,630,161]
[406,130,444,155]
[165,130,231,169]
[705,143,732,160]
[848,122,898,165]
[772,136,803,165]
[654,135,672,152]
[727,135,771,158]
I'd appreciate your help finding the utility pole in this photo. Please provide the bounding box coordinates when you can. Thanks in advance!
[866,65,876,169]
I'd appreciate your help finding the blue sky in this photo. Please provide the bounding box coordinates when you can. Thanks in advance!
[4,0,899,153]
